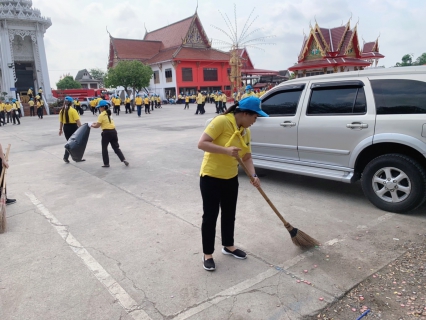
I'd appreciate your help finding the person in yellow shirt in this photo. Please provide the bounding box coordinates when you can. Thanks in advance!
[74,98,82,115]
[36,98,43,119]
[201,91,206,113]
[59,96,82,163]
[113,95,121,115]
[241,85,256,100]
[214,91,221,113]
[184,95,190,110]
[197,96,268,271]
[135,94,143,117]
[5,100,12,123]
[11,99,20,125]
[28,98,35,117]
[221,92,228,113]
[195,90,203,115]
[143,94,150,114]
[38,87,43,100]
[0,101,5,125]
[150,94,155,111]
[90,100,129,168]
[156,94,162,108]
[124,95,131,114]
[27,87,33,100]
[90,98,96,115]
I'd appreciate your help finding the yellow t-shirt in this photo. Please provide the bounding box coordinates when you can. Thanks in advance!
[196,93,203,104]
[59,107,80,124]
[39,89,43,94]
[90,99,96,107]
[222,94,227,102]
[135,97,143,105]
[28,100,34,107]
[0,103,4,111]
[36,101,41,108]
[241,92,256,100]
[11,103,17,110]
[185,96,189,103]
[114,98,121,106]
[214,94,220,102]
[125,98,131,104]
[144,97,149,104]
[5,104,12,112]
[200,113,251,179]
[97,110,115,130]
[28,89,33,95]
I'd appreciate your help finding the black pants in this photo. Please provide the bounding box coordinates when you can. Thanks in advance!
[200,175,239,255]
[145,104,150,114]
[101,129,125,165]
[37,108,43,119]
[195,104,202,114]
[125,103,131,113]
[29,107,35,116]
[63,123,78,160]
[184,102,189,109]
[151,101,154,111]
[38,93,42,100]
[91,107,96,115]
[12,111,20,125]
[114,105,120,115]
[6,112,11,123]
[0,111,5,125]
[215,101,219,113]
[201,102,206,114]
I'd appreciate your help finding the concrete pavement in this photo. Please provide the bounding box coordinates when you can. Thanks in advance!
[1,103,425,320]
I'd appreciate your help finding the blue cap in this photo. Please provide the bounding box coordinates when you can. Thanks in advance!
[238,96,268,117]
[65,96,73,102]
[245,85,253,90]
[96,100,109,108]
[12,99,16,103]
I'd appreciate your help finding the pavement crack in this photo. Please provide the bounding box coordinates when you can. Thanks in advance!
[6,208,34,218]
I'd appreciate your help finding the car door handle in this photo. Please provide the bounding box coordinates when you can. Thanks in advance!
[280,121,296,127]
[346,122,368,129]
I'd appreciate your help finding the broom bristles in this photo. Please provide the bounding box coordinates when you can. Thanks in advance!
[0,194,6,234]
[289,228,320,248]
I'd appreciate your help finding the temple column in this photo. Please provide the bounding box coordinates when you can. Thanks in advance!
[0,22,16,98]
[35,25,52,113]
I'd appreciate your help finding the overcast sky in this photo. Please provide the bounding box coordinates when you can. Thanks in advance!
[32,0,425,89]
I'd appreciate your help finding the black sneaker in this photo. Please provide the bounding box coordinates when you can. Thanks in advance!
[6,198,16,205]
[63,158,70,163]
[203,256,216,271]
[123,160,129,166]
[222,247,247,259]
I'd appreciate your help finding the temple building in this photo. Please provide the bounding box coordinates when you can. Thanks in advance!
[107,11,279,98]
[289,20,384,78]
[0,0,53,112]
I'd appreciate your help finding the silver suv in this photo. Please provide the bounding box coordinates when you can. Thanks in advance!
[251,66,426,213]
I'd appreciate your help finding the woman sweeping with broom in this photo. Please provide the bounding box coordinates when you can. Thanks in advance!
[197,96,268,271]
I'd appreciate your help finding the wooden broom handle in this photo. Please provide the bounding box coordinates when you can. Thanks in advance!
[1,144,11,191]
[237,157,289,226]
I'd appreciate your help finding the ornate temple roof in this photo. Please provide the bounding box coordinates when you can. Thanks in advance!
[289,19,384,71]
[0,0,51,28]
[108,13,225,68]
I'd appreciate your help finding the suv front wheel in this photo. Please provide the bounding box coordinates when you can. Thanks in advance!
[361,154,426,213]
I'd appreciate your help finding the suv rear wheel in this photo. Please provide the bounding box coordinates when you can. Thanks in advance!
[361,154,426,213]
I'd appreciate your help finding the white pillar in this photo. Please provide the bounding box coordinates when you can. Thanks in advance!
[35,27,53,114]
[0,22,16,99]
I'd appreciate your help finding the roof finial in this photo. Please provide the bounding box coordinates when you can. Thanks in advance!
[195,0,198,14]
[144,22,148,34]
[106,26,111,37]
[362,36,365,45]
[309,20,312,30]
[314,15,318,26]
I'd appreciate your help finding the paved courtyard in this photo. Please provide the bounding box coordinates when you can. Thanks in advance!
[1,102,426,320]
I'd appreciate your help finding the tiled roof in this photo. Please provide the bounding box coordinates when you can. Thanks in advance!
[338,30,353,55]
[111,38,162,60]
[144,15,193,49]
[174,47,230,61]
[75,69,90,80]
[362,41,376,53]
[144,47,180,64]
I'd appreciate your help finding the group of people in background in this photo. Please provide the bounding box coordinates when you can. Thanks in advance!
[27,86,45,119]
[0,99,21,126]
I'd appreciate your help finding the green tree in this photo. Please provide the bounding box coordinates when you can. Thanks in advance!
[56,75,82,89]
[414,53,426,66]
[89,68,106,87]
[105,60,153,94]
[395,54,414,67]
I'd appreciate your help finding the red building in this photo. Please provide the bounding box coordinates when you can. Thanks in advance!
[289,20,384,77]
[107,12,278,98]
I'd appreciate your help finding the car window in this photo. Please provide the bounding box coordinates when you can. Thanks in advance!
[370,79,426,114]
[307,87,367,115]
[261,90,303,117]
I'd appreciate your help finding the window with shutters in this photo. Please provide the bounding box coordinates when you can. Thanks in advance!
[182,68,193,82]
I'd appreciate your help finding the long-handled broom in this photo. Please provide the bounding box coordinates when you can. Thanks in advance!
[237,157,319,248]
[0,144,11,234]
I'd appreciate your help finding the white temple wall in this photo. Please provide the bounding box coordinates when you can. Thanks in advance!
[148,61,176,99]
